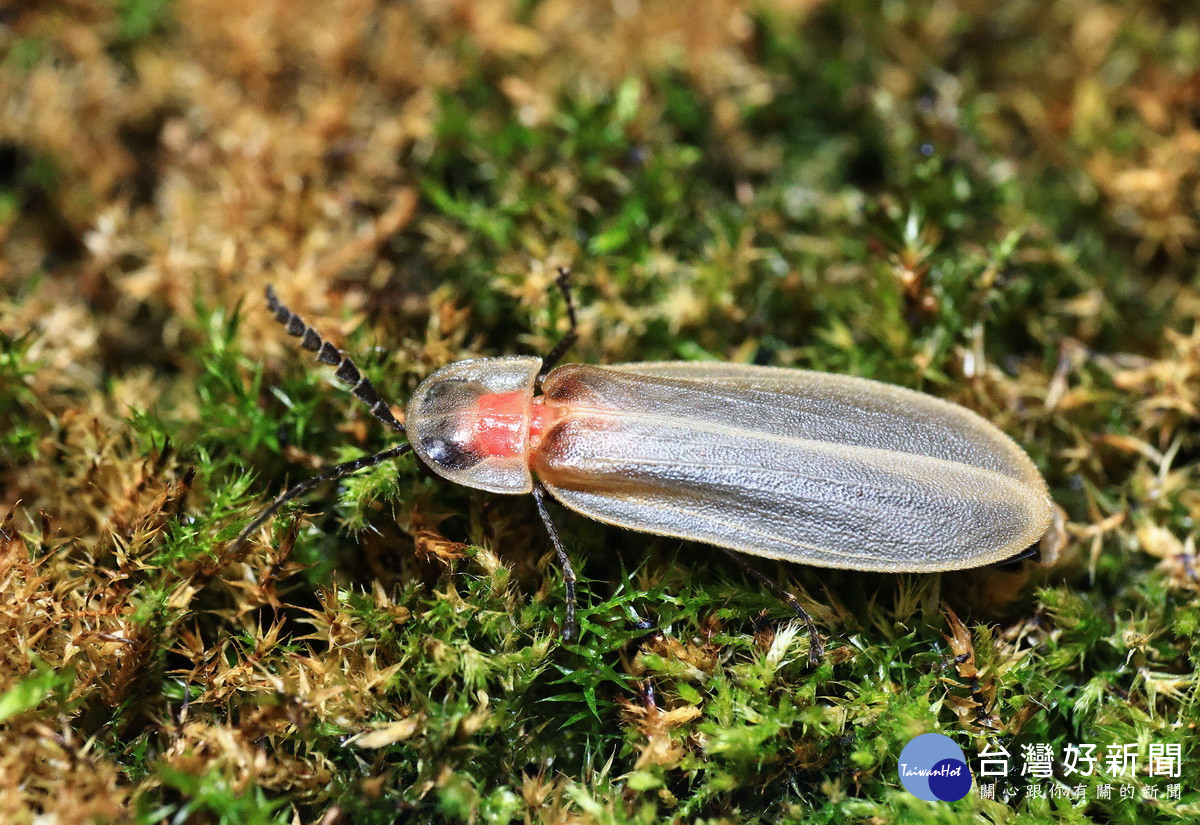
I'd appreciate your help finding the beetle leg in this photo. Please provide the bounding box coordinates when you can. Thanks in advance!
[537,266,580,383]
[229,443,413,554]
[993,544,1040,567]
[265,286,405,434]
[718,549,825,665]
[479,497,498,543]
[532,483,578,642]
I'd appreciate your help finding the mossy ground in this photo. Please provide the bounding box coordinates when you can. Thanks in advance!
[2,2,1199,823]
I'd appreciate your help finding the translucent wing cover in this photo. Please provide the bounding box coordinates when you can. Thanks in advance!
[407,356,541,494]
[534,362,1053,571]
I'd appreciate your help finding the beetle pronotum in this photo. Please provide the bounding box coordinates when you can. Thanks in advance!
[234,273,1055,662]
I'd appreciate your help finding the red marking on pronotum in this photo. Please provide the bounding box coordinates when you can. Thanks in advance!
[466,392,560,459]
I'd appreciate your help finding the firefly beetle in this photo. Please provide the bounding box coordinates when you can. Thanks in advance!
[233,272,1056,662]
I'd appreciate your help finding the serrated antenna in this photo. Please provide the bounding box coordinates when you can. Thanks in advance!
[264,286,405,434]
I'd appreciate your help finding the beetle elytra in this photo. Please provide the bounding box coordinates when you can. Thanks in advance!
[234,273,1055,662]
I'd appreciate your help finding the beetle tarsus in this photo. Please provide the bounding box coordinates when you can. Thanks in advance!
[994,544,1040,568]
[718,548,825,665]
[264,285,405,434]
[228,443,413,554]
[533,483,577,642]
[538,266,580,382]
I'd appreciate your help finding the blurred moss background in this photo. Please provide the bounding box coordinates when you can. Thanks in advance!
[2,1,1199,822]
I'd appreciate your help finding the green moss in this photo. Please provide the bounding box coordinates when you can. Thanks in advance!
[4,1,1200,822]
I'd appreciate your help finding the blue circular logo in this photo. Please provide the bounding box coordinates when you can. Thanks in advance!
[898,733,972,801]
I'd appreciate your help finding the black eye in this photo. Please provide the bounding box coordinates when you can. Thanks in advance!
[423,435,481,471]
[421,377,487,409]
